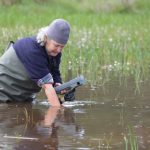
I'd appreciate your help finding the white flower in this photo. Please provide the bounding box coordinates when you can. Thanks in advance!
[109,38,113,42]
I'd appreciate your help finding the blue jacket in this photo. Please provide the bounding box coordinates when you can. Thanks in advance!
[13,36,62,86]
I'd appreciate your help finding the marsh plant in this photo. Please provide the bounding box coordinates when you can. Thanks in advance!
[62,25,150,87]
[124,126,138,150]
[16,107,34,124]
[0,0,149,87]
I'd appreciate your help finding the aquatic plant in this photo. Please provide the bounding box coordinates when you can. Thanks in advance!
[124,125,138,150]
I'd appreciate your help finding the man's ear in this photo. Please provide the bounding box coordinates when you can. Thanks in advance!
[44,35,48,43]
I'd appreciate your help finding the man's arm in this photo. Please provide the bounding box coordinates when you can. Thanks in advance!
[42,83,61,107]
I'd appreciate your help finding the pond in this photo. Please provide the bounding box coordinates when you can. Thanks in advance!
[0,79,150,150]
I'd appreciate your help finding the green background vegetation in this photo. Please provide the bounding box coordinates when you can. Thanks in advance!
[0,0,150,86]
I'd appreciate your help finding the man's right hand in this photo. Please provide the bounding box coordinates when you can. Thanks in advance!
[42,83,61,107]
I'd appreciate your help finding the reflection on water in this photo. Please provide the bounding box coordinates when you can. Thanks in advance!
[0,79,150,150]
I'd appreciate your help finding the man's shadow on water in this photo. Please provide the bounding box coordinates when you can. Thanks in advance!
[0,102,81,150]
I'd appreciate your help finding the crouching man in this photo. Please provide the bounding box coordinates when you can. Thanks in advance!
[0,18,70,106]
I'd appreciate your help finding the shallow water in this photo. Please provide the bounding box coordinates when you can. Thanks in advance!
[0,80,150,150]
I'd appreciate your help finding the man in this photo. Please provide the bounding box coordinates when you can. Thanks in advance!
[0,18,70,106]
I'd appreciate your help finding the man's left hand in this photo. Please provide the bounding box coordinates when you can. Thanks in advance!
[54,83,67,94]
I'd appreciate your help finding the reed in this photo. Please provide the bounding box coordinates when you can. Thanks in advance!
[124,125,138,150]
[0,0,149,86]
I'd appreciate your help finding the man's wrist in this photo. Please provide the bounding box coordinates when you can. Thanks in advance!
[54,83,62,87]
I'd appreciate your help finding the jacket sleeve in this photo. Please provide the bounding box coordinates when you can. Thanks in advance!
[49,53,62,84]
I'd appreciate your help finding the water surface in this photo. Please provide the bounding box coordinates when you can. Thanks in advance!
[0,80,150,150]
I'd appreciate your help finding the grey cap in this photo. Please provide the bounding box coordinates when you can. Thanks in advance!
[47,19,70,45]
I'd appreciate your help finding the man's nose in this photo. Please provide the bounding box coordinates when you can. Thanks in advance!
[57,47,62,53]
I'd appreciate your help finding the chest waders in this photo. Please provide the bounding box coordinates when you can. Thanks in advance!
[0,44,41,102]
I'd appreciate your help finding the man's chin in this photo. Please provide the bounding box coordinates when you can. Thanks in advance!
[49,52,58,57]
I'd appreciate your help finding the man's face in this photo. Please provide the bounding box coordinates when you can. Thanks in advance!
[45,37,65,57]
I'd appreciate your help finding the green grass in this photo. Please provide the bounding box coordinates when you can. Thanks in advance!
[0,0,150,86]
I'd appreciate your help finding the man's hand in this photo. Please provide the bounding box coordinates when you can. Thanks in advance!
[54,83,62,86]
[54,83,67,94]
